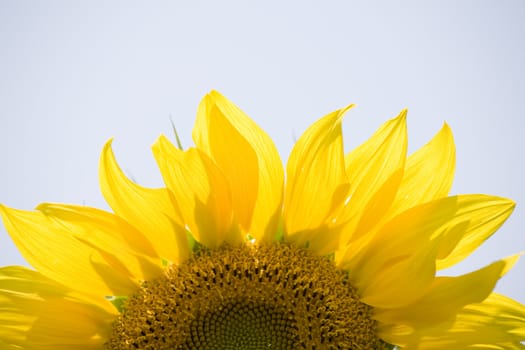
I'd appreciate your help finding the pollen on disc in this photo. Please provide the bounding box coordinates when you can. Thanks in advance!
[105,243,388,349]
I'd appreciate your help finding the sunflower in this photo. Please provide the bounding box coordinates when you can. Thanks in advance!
[1,91,524,349]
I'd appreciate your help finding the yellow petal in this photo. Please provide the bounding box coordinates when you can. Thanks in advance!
[436,195,515,269]
[283,105,352,253]
[38,203,163,275]
[193,91,284,241]
[152,136,239,248]
[350,235,440,309]
[385,122,455,221]
[340,194,517,307]
[374,255,519,326]
[99,139,190,264]
[341,196,454,308]
[0,340,21,349]
[379,293,525,349]
[0,203,161,300]
[339,110,407,247]
[0,266,113,349]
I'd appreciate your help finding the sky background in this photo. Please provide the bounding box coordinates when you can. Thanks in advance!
[1,1,524,304]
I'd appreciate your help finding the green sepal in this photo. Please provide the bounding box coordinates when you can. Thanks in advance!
[186,231,205,253]
[161,257,171,267]
[107,295,128,313]
[170,117,184,150]
[273,217,285,242]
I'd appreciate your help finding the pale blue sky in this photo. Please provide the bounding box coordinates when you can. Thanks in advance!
[1,1,524,304]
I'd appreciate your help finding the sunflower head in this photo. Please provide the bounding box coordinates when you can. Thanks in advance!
[0,91,523,349]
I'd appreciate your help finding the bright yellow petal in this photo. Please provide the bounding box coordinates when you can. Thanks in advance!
[436,195,515,269]
[340,194,454,309]
[374,255,519,326]
[99,139,190,264]
[0,340,21,349]
[0,266,113,349]
[348,234,440,309]
[379,293,525,349]
[37,203,163,277]
[193,91,284,241]
[384,122,455,221]
[152,136,239,248]
[340,194,517,307]
[0,203,162,301]
[283,105,352,254]
[338,110,407,248]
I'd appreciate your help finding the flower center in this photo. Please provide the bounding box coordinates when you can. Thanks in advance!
[105,243,389,349]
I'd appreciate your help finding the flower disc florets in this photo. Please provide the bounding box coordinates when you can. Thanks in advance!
[106,243,389,349]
